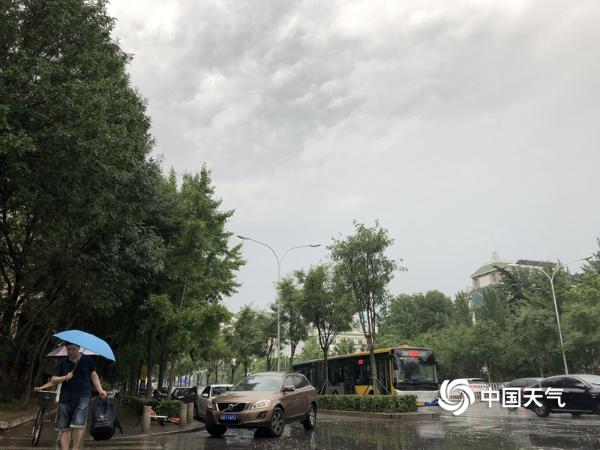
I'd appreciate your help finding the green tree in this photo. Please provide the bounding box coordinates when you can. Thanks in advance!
[475,287,509,327]
[333,337,356,355]
[330,221,400,395]
[564,268,600,372]
[257,308,278,371]
[299,264,353,391]
[452,291,474,327]
[297,337,322,362]
[230,306,264,376]
[278,276,309,370]
[0,0,165,398]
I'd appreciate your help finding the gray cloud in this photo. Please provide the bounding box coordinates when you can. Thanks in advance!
[108,0,600,310]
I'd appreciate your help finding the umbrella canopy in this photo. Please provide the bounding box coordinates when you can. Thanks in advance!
[53,330,116,362]
[47,345,98,357]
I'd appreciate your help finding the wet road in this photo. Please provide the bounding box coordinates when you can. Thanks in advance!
[2,403,600,449]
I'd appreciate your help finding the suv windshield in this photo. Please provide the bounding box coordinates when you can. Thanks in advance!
[232,374,283,391]
[211,386,229,396]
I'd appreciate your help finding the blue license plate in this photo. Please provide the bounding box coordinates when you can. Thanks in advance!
[221,413,238,422]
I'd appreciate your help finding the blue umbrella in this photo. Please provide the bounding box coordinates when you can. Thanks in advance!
[53,330,116,362]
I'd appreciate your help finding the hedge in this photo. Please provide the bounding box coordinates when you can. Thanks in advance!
[130,397,183,417]
[317,395,417,413]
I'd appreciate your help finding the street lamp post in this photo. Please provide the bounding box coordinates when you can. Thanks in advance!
[532,256,592,375]
[237,235,321,371]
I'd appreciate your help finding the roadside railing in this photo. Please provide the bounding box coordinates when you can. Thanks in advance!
[444,382,506,402]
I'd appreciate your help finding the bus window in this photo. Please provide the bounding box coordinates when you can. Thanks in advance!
[400,357,435,382]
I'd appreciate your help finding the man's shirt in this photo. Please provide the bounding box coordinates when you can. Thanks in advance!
[53,354,95,402]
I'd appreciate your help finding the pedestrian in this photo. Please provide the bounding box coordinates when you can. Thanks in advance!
[36,342,106,450]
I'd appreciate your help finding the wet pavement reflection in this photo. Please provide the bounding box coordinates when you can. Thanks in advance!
[3,403,600,449]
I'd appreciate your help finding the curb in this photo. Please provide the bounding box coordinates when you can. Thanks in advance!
[320,409,440,421]
[111,423,205,439]
[0,407,56,430]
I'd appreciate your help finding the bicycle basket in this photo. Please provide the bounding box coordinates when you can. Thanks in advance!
[37,391,57,407]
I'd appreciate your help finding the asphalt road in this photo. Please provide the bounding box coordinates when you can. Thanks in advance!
[2,403,600,449]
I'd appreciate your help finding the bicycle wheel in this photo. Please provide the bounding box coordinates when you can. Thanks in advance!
[31,407,44,447]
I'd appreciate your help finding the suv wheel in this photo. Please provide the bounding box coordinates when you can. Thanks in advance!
[533,402,550,417]
[268,407,285,437]
[206,423,227,437]
[302,404,317,430]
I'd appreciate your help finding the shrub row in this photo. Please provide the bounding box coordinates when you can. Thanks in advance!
[130,397,183,417]
[317,394,417,413]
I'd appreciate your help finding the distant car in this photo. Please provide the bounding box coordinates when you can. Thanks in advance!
[171,386,198,402]
[453,378,490,400]
[505,377,543,389]
[526,374,600,417]
[205,372,317,437]
[195,384,233,421]
[502,378,542,409]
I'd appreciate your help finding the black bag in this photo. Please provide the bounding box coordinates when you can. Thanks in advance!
[90,399,123,441]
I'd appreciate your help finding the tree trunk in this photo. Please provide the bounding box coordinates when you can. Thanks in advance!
[24,332,51,401]
[230,364,236,383]
[157,351,165,390]
[145,337,153,398]
[288,341,297,372]
[166,356,176,396]
[367,338,379,395]
[321,348,329,394]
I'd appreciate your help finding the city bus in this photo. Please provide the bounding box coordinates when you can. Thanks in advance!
[292,346,439,406]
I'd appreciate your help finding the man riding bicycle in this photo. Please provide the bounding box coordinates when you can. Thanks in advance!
[35,342,106,450]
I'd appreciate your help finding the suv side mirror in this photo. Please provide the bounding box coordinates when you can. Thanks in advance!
[201,393,209,398]
[283,385,296,392]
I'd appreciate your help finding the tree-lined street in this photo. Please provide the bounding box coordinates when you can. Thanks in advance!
[3,1,600,449]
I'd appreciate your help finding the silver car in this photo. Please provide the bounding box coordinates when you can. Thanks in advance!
[195,384,233,421]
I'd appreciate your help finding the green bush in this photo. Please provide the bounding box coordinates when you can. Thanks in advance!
[317,395,417,413]
[131,397,183,417]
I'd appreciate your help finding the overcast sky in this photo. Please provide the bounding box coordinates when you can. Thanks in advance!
[107,0,600,311]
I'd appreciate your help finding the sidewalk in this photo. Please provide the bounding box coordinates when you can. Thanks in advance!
[0,398,204,442]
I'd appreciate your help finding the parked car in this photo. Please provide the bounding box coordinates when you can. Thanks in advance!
[205,372,317,437]
[526,374,600,417]
[171,386,198,402]
[195,384,233,421]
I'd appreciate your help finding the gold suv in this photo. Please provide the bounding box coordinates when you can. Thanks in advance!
[205,371,317,437]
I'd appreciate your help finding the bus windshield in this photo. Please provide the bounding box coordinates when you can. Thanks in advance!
[398,356,436,383]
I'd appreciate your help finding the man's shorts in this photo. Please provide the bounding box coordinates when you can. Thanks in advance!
[56,397,90,430]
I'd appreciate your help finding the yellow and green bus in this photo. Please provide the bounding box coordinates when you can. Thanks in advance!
[292,346,439,405]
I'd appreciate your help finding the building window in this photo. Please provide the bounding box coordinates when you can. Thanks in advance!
[474,278,480,289]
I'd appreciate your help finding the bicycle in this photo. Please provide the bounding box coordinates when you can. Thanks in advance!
[32,389,58,447]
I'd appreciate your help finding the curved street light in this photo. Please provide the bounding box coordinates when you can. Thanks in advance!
[531,255,593,375]
[237,234,321,371]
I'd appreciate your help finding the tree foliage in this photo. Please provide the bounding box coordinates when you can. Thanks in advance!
[298,264,353,389]
[330,221,399,394]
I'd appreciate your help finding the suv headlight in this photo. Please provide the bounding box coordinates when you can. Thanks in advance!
[207,401,216,410]
[251,399,271,409]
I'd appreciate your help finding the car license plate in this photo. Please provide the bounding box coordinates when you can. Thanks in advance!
[221,413,238,422]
